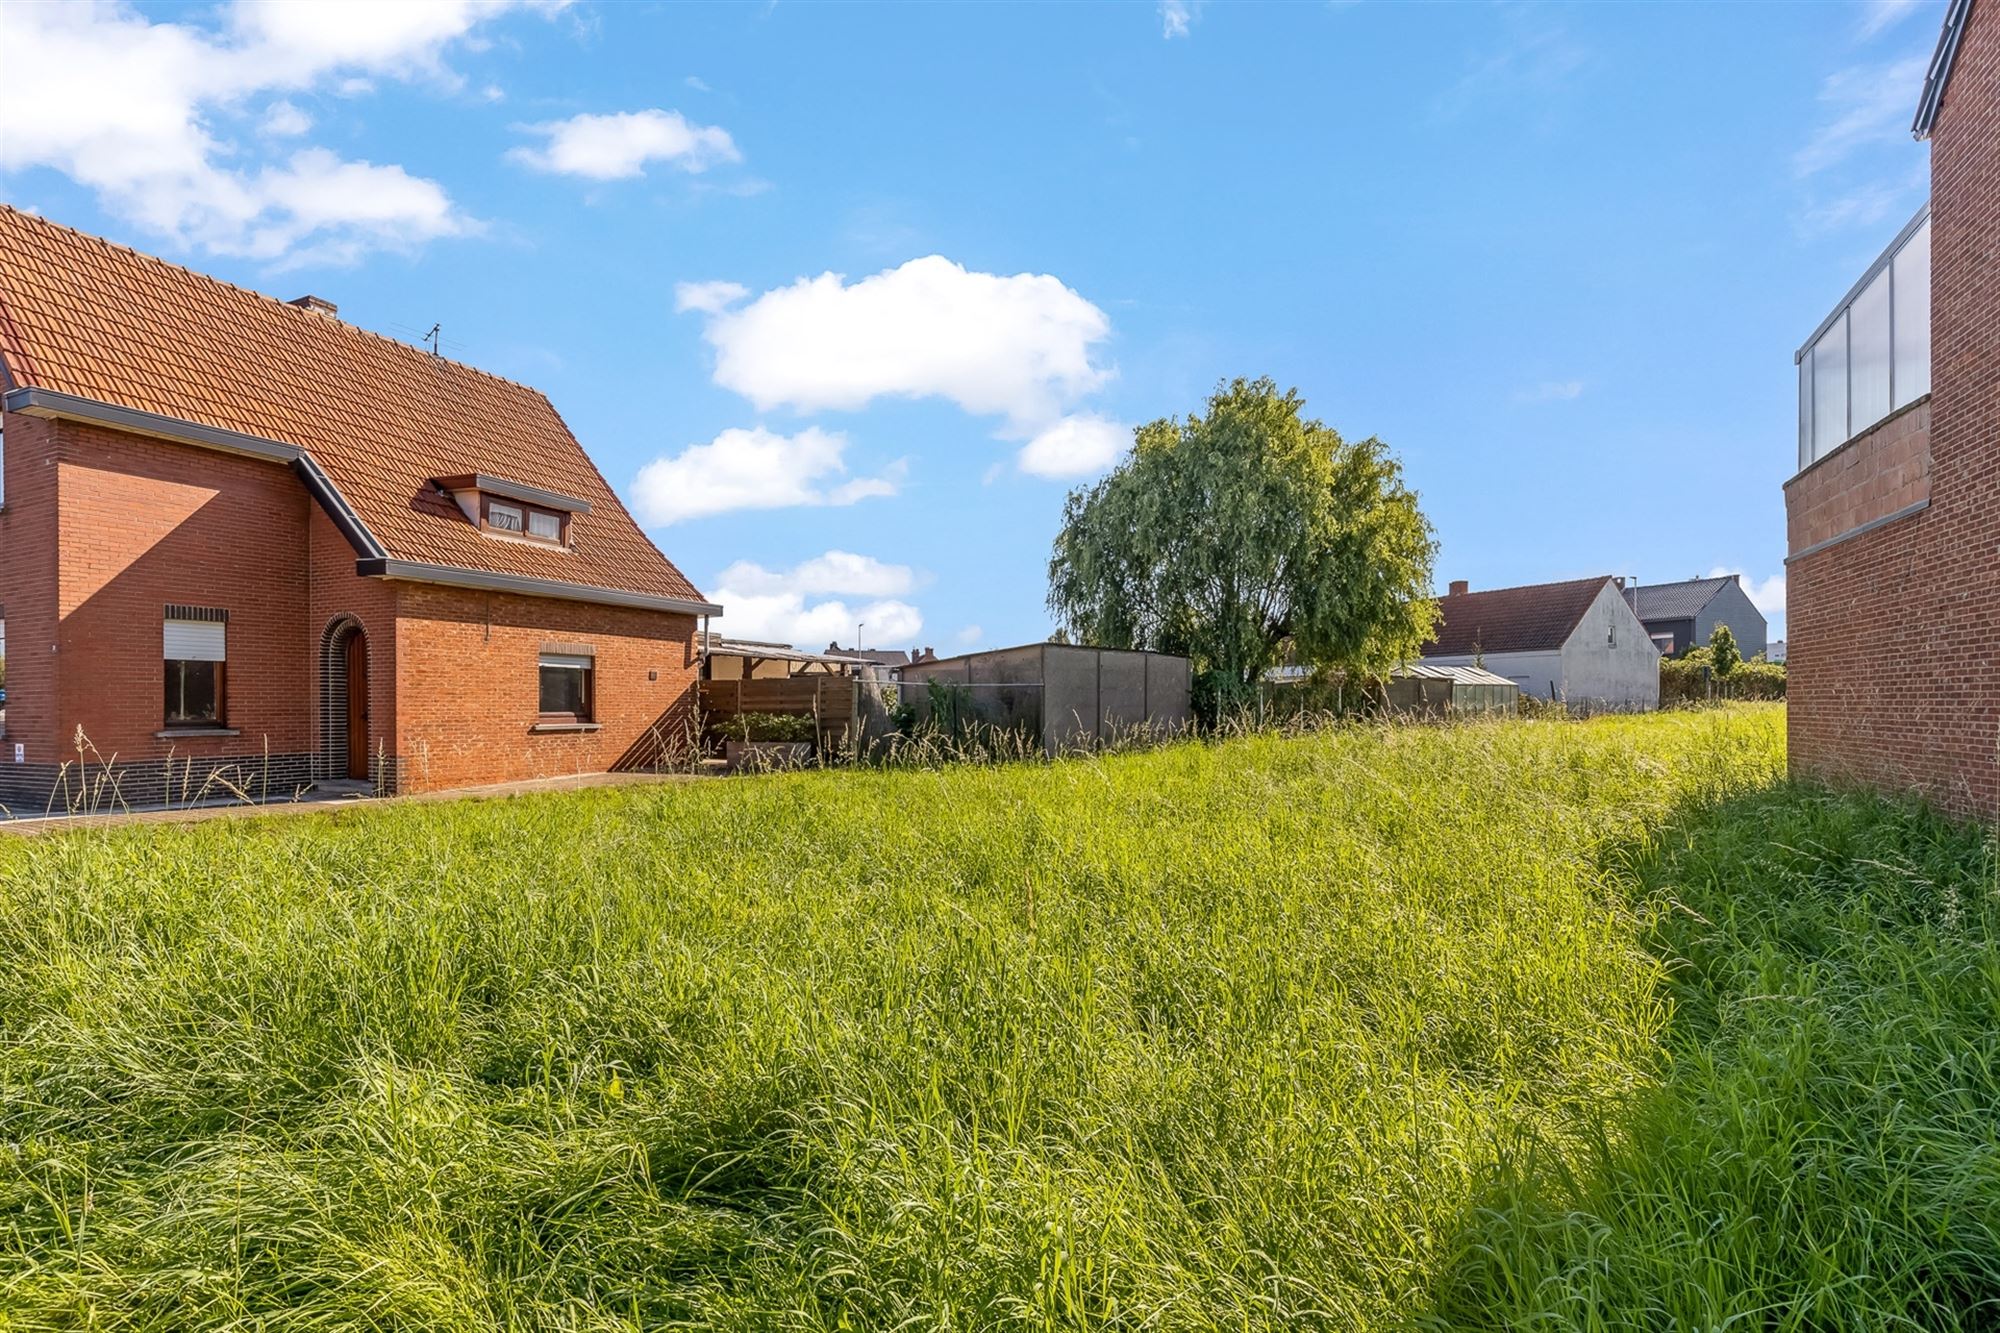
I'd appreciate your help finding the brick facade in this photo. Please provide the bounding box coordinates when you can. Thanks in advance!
[1787,5,2000,817]
[0,409,704,812]
[393,584,700,793]
[1784,398,1931,554]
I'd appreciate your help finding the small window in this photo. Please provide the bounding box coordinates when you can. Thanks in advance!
[164,613,227,728]
[538,652,593,720]
[487,501,524,532]
[527,509,562,542]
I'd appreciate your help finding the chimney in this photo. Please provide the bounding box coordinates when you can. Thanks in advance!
[1448,579,1469,596]
[287,294,338,318]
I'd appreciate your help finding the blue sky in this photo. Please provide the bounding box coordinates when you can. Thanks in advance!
[0,0,1951,649]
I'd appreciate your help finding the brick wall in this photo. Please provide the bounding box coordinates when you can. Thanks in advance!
[1788,5,2000,817]
[391,582,701,792]
[52,417,314,761]
[0,409,706,810]
[1784,398,1931,553]
[0,411,59,762]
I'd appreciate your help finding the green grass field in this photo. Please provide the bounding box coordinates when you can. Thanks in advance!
[2,705,1996,1329]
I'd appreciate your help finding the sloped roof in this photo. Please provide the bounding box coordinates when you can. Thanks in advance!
[0,205,712,611]
[1423,576,1612,657]
[1914,0,1975,138]
[1631,575,1734,622]
[1394,663,1519,686]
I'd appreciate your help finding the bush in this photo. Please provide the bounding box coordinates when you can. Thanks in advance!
[1661,654,1784,704]
[715,711,817,743]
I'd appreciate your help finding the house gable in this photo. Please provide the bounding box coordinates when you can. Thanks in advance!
[0,206,718,619]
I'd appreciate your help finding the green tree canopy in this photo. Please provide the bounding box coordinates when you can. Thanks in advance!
[1708,623,1741,677]
[1047,377,1437,715]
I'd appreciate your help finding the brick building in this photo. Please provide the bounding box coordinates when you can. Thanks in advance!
[1785,0,1997,816]
[0,207,720,811]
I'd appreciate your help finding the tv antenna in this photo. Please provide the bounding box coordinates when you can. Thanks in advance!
[423,323,442,356]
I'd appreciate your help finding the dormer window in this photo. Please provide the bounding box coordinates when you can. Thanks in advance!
[436,473,591,549]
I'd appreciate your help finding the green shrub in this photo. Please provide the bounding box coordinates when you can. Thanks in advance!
[717,711,817,743]
[1661,654,1784,704]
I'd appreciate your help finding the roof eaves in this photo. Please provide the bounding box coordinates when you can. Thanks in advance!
[293,454,388,559]
[3,386,302,464]
[434,472,593,515]
[1913,0,1975,138]
[358,557,723,618]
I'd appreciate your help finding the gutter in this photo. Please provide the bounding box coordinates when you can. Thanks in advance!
[292,454,387,559]
[3,386,303,463]
[357,557,724,617]
[1912,0,1973,139]
[3,383,719,618]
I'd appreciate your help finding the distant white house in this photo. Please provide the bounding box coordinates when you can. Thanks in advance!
[1422,575,1660,710]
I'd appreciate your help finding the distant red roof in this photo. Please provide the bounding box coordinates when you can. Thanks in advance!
[0,205,711,611]
[1423,576,1614,656]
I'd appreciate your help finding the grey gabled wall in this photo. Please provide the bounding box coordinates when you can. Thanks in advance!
[1557,581,1661,710]
[1693,579,1768,660]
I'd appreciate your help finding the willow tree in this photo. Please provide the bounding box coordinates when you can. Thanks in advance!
[1047,377,1437,716]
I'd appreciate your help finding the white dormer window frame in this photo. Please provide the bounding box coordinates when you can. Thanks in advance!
[436,472,589,549]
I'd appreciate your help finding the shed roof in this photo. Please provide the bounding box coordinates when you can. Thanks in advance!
[0,205,714,613]
[1631,575,1736,622]
[1394,663,1519,686]
[1423,576,1613,657]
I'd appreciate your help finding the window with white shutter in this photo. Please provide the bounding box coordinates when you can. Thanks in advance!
[164,606,227,728]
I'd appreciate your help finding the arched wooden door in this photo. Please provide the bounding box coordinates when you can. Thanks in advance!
[344,630,369,780]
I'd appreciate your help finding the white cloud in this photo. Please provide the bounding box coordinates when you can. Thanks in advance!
[685,75,712,92]
[1709,567,1787,619]
[630,426,903,525]
[1857,0,1923,39]
[1160,0,1194,38]
[1433,13,1588,120]
[674,279,749,314]
[711,551,925,646]
[0,0,556,263]
[1017,414,1129,478]
[508,109,740,180]
[260,100,313,137]
[688,255,1114,432]
[715,551,920,599]
[1794,56,1928,176]
[952,624,984,648]
[1514,379,1585,404]
[226,1,568,81]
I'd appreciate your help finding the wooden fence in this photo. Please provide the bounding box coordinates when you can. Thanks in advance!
[699,676,858,743]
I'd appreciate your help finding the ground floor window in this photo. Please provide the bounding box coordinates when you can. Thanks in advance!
[538,652,593,721]
[164,607,227,728]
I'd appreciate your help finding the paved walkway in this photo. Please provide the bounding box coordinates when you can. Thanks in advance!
[0,768,706,837]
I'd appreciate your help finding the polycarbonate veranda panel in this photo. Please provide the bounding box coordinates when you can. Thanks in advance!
[1812,315,1848,461]
[1849,266,1892,434]
[1893,216,1931,409]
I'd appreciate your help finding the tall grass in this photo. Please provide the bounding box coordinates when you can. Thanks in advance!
[0,705,1989,1328]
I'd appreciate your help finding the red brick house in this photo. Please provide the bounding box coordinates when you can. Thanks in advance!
[0,207,721,810]
[1785,0,1996,816]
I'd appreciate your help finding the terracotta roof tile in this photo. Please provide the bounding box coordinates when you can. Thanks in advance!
[1423,576,1614,657]
[0,206,709,607]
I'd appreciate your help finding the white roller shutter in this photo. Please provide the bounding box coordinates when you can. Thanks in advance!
[539,653,593,670]
[164,619,226,662]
